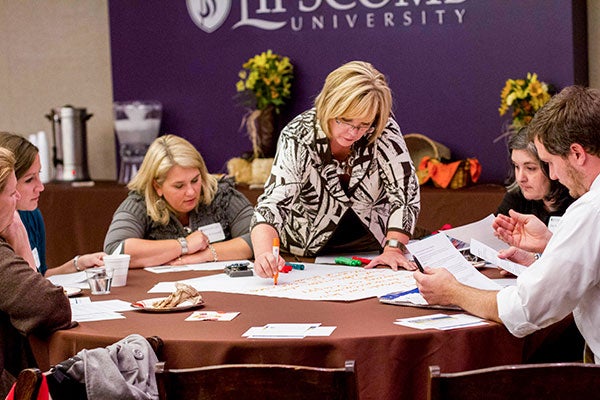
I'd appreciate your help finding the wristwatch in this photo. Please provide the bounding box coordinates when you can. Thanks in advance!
[385,239,408,253]
[177,237,189,255]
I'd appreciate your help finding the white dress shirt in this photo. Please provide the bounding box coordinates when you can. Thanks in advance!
[497,174,600,362]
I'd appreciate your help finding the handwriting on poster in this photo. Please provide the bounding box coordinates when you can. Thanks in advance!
[249,268,415,301]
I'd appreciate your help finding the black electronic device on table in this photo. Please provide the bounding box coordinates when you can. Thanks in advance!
[224,262,253,277]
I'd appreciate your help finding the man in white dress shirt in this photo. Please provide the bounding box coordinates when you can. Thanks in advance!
[414,85,600,363]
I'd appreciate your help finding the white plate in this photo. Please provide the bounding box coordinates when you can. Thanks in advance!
[63,287,82,297]
[131,297,205,313]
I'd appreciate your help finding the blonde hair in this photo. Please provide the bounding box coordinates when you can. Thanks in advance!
[128,135,218,224]
[0,147,16,193]
[314,61,393,145]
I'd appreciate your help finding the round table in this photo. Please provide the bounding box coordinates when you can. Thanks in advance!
[31,268,575,400]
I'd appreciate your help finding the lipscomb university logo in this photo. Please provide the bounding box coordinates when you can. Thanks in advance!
[186,0,232,33]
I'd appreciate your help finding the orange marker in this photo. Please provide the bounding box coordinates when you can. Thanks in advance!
[272,238,280,285]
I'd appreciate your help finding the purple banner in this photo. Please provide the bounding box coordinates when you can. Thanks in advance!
[109,0,587,183]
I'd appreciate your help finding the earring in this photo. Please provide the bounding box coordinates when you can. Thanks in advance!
[156,197,167,211]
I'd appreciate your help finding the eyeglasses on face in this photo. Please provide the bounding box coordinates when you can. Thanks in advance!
[334,118,375,135]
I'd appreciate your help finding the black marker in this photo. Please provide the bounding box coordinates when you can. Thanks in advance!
[413,256,425,273]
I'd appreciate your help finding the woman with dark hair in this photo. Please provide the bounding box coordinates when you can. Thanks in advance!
[496,127,574,225]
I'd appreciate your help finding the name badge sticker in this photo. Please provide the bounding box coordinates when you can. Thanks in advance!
[199,222,226,243]
[548,216,562,233]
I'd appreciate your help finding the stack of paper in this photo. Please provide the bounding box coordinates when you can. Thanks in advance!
[69,298,133,322]
[394,313,488,330]
[242,323,336,339]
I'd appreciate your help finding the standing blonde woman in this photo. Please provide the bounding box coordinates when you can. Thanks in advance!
[104,134,254,268]
[251,61,420,278]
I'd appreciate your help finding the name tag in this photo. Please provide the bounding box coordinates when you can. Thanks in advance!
[548,216,562,233]
[32,247,41,271]
[199,222,226,243]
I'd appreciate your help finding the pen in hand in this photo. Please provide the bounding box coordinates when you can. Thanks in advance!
[412,256,425,273]
[272,238,280,285]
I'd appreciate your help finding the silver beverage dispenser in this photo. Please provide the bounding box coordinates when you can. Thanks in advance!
[46,105,92,181]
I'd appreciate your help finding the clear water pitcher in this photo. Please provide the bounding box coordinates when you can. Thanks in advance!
[113,100,162,184]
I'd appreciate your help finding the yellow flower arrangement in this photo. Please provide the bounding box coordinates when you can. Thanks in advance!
[236,50,293,113]
[499,72,552,128]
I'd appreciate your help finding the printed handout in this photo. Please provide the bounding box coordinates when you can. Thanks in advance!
[406,234,501,291]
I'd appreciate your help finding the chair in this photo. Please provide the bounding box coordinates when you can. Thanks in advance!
[8,336,164,400]
[155,360,358,400]
[428,362,600,400]
[9,368,43,400]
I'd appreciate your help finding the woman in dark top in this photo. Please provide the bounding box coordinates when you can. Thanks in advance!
[496,127,574,225]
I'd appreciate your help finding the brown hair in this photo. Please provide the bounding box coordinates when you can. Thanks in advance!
[0,132,38,179]
[528,86,600,158]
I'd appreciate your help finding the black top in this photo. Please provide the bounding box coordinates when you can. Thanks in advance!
[496,187,574,225]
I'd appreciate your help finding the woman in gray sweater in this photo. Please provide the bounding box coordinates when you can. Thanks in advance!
[104,135,253,268]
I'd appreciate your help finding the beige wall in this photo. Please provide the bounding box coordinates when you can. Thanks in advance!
[0,1,115,180]
[0,1,598,180]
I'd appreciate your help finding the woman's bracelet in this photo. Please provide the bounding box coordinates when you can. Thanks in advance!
[73,255,83,271]
[208,244,218,262]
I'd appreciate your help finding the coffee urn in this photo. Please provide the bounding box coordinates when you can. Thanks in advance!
[46,105,92,181]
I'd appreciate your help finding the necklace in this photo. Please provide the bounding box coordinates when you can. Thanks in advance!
[339,158,352,175]
[332,144,354,175]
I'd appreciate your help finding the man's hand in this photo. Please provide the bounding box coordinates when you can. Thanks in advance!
[492,210,551,253]
[413,267,460,306]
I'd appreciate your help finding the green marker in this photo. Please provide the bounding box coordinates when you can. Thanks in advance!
[334,257,363,267]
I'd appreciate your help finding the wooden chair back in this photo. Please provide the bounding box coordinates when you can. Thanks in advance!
[428,362,600,400]
[156,360,358,400]
[10,368,43,400]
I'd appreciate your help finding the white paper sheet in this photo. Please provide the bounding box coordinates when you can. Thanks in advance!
[394,313,488,330]
[406,233,501,291]
[148,263,417,302]
[70,299,133,322]
[199,222,226,243]
[469,239,527,276]
[47,271,88,287]
[242,323,335,338]
[443,214,507,251]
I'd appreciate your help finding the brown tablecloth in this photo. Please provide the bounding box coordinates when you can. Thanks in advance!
[30,268,572,400]
[38,181,505,268]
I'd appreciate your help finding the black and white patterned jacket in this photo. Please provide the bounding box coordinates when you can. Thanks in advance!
[251,108,420,256]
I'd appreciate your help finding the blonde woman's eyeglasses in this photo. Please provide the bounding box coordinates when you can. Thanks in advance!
[335,118,375,135]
